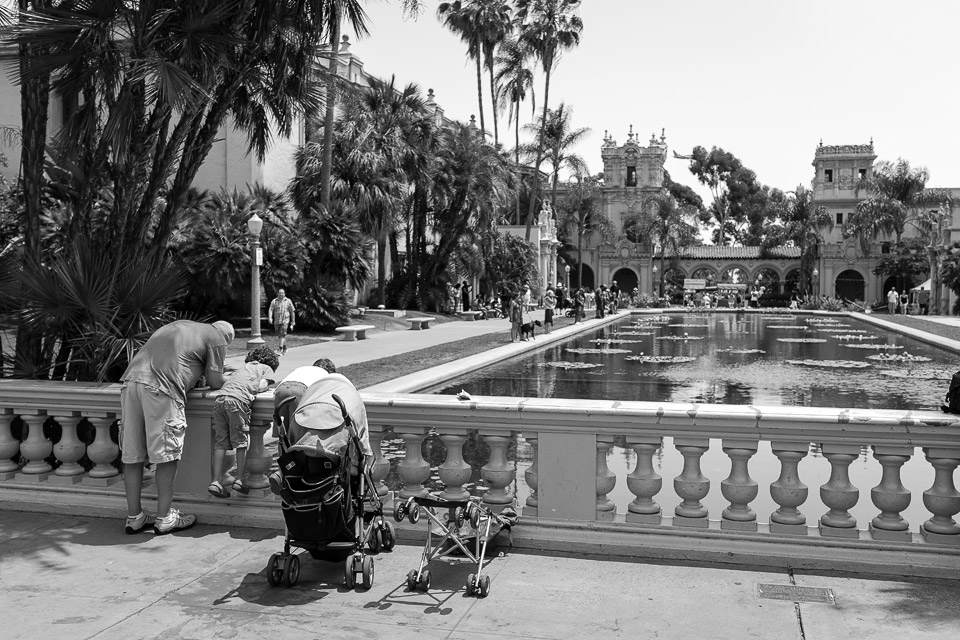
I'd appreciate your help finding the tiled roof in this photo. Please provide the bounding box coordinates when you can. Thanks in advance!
[655,246,802,260]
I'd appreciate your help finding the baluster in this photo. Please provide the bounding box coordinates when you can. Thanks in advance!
[481,433,515,509]
[368,426,391,501]
[85,414,120,485]
[869,446,912,542]
[626,437,662,525]
[18,410,51,478]
[595,436,616,520]
[395,427,430,500]
[50,414,85,484]
[818,445,860,538]
[522,433,539,517]
[438,430,471,501]
[769,442,809,534]
[0,408,20,478]
[920,447,960,544]
[244,418,271,491]
[673,438,709,528]
[721,440,758,531]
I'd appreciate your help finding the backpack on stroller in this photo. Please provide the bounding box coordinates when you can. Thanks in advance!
[266,374,395,589]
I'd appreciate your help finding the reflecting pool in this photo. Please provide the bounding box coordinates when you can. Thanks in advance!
[428,312,956,410]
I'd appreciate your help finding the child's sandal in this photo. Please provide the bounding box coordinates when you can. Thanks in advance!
[232,479,250,495]
[208,481,230,498]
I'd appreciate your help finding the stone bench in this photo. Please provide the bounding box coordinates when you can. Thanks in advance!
[335,324,375,341]
[406,316,435,330]
[459,311,483,322]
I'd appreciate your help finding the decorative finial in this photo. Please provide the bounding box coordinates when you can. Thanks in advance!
[468,114,477,130]
[339,34,351,53]
[660,128,666,143]
[650,132,657,144]
[819,139,823,147]
[426,88,435,103]
[870,136,873,146]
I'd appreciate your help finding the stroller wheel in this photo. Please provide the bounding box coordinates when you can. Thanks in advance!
[465,572,476,595]
[469,504,482,530]
[454,507,466,528]
[406,569,418,590]
[361,556,375,589]
[417,569,431,592]
[408,503,421,524]
[344,557,357,589]
[394,504,406,523]
[381,521,396,551]
[266,553,283,586]
[368,527,382,553]
[282,554,300,588]
[478,574,491,598]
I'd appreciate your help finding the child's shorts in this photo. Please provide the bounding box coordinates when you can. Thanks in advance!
[212,396,251,450]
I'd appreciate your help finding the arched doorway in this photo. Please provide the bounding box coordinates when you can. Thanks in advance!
[785,269,800,295]
[721,267,748,284]
[611,268,637,297]
[690,267,718,287]
[835,269,865,301]
[754,268,781,295]
[663,267,685,300]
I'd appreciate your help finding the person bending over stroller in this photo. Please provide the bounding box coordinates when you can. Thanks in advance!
[208,345,278,498]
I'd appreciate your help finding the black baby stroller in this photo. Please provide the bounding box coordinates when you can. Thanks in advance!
[266,374,396,589]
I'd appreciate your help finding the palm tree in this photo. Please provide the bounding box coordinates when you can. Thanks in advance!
[317,0,372,215]
[476,0,513,146]
[522,102,588,210]
[844,158,930,246]
[623,194,699,296]
[556,173,612,289]
[438,1,488,139]
[515,0,583,240]
[773,185,833,295]
[495,36,535,222]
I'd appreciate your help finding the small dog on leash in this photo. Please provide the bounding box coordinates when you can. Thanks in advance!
[520,319,543,340]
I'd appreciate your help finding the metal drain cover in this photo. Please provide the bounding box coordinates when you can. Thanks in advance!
[757,584,836,605]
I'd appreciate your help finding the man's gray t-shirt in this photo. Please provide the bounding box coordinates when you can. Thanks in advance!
[121,320,229,404]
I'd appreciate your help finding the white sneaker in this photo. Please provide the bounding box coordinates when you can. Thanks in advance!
[124,511,154,535]
[153,508,197,535]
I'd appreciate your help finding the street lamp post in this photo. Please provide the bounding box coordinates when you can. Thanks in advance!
[247,213,265,348]
[811,267,819,299]
[652,264,659,297]
[565,264,571,291]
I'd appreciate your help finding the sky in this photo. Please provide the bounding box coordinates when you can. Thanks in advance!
[348,0,959,201]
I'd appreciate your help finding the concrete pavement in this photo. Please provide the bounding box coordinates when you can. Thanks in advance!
[4,510,959,640]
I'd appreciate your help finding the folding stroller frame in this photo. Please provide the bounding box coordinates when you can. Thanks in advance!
[267,393,395,589]
[395,495,511,598]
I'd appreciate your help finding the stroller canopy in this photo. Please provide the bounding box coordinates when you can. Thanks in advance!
[290,374,373,458]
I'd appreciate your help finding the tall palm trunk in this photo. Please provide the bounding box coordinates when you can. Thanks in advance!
[320,15,341,213]
[377,236,387,306]
[514,95,521,224]
[525,58,552,240]
[473,41,485,136]
[487,62,498,145]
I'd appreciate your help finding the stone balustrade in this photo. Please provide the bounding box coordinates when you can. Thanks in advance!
[2,380,960,568]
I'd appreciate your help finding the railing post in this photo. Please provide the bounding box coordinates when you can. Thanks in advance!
[85,414,120,485]
[522,433,539,516]
[819,444,861,538]
[596,436,617,521]
[920,447,960,544]
[769,441,809,534]
[395,427,430,500]
[673,438,710,528]
[244,418,272,491]
[869,446,913,542]
[437,430,471,501]
[368,426,392,503]
[50,413,85,484]
[625,437,662,525]
[481,432,515,509]
[18,410,51,478]
[0,408,20,478]
[721,439,758,532]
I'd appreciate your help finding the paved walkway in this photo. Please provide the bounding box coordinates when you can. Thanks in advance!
[3,510,959,640]
[6,311,960,639]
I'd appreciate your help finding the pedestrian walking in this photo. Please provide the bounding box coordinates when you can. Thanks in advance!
[543,287,556,334]
[268,289,296,355]
[887,288,898,315]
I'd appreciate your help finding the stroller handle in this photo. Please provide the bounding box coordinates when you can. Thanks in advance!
[331,393,359,437]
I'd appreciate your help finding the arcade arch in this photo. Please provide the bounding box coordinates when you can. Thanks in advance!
[835,269,865,301]
[754,268,781,294]
[611,268,638,295]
